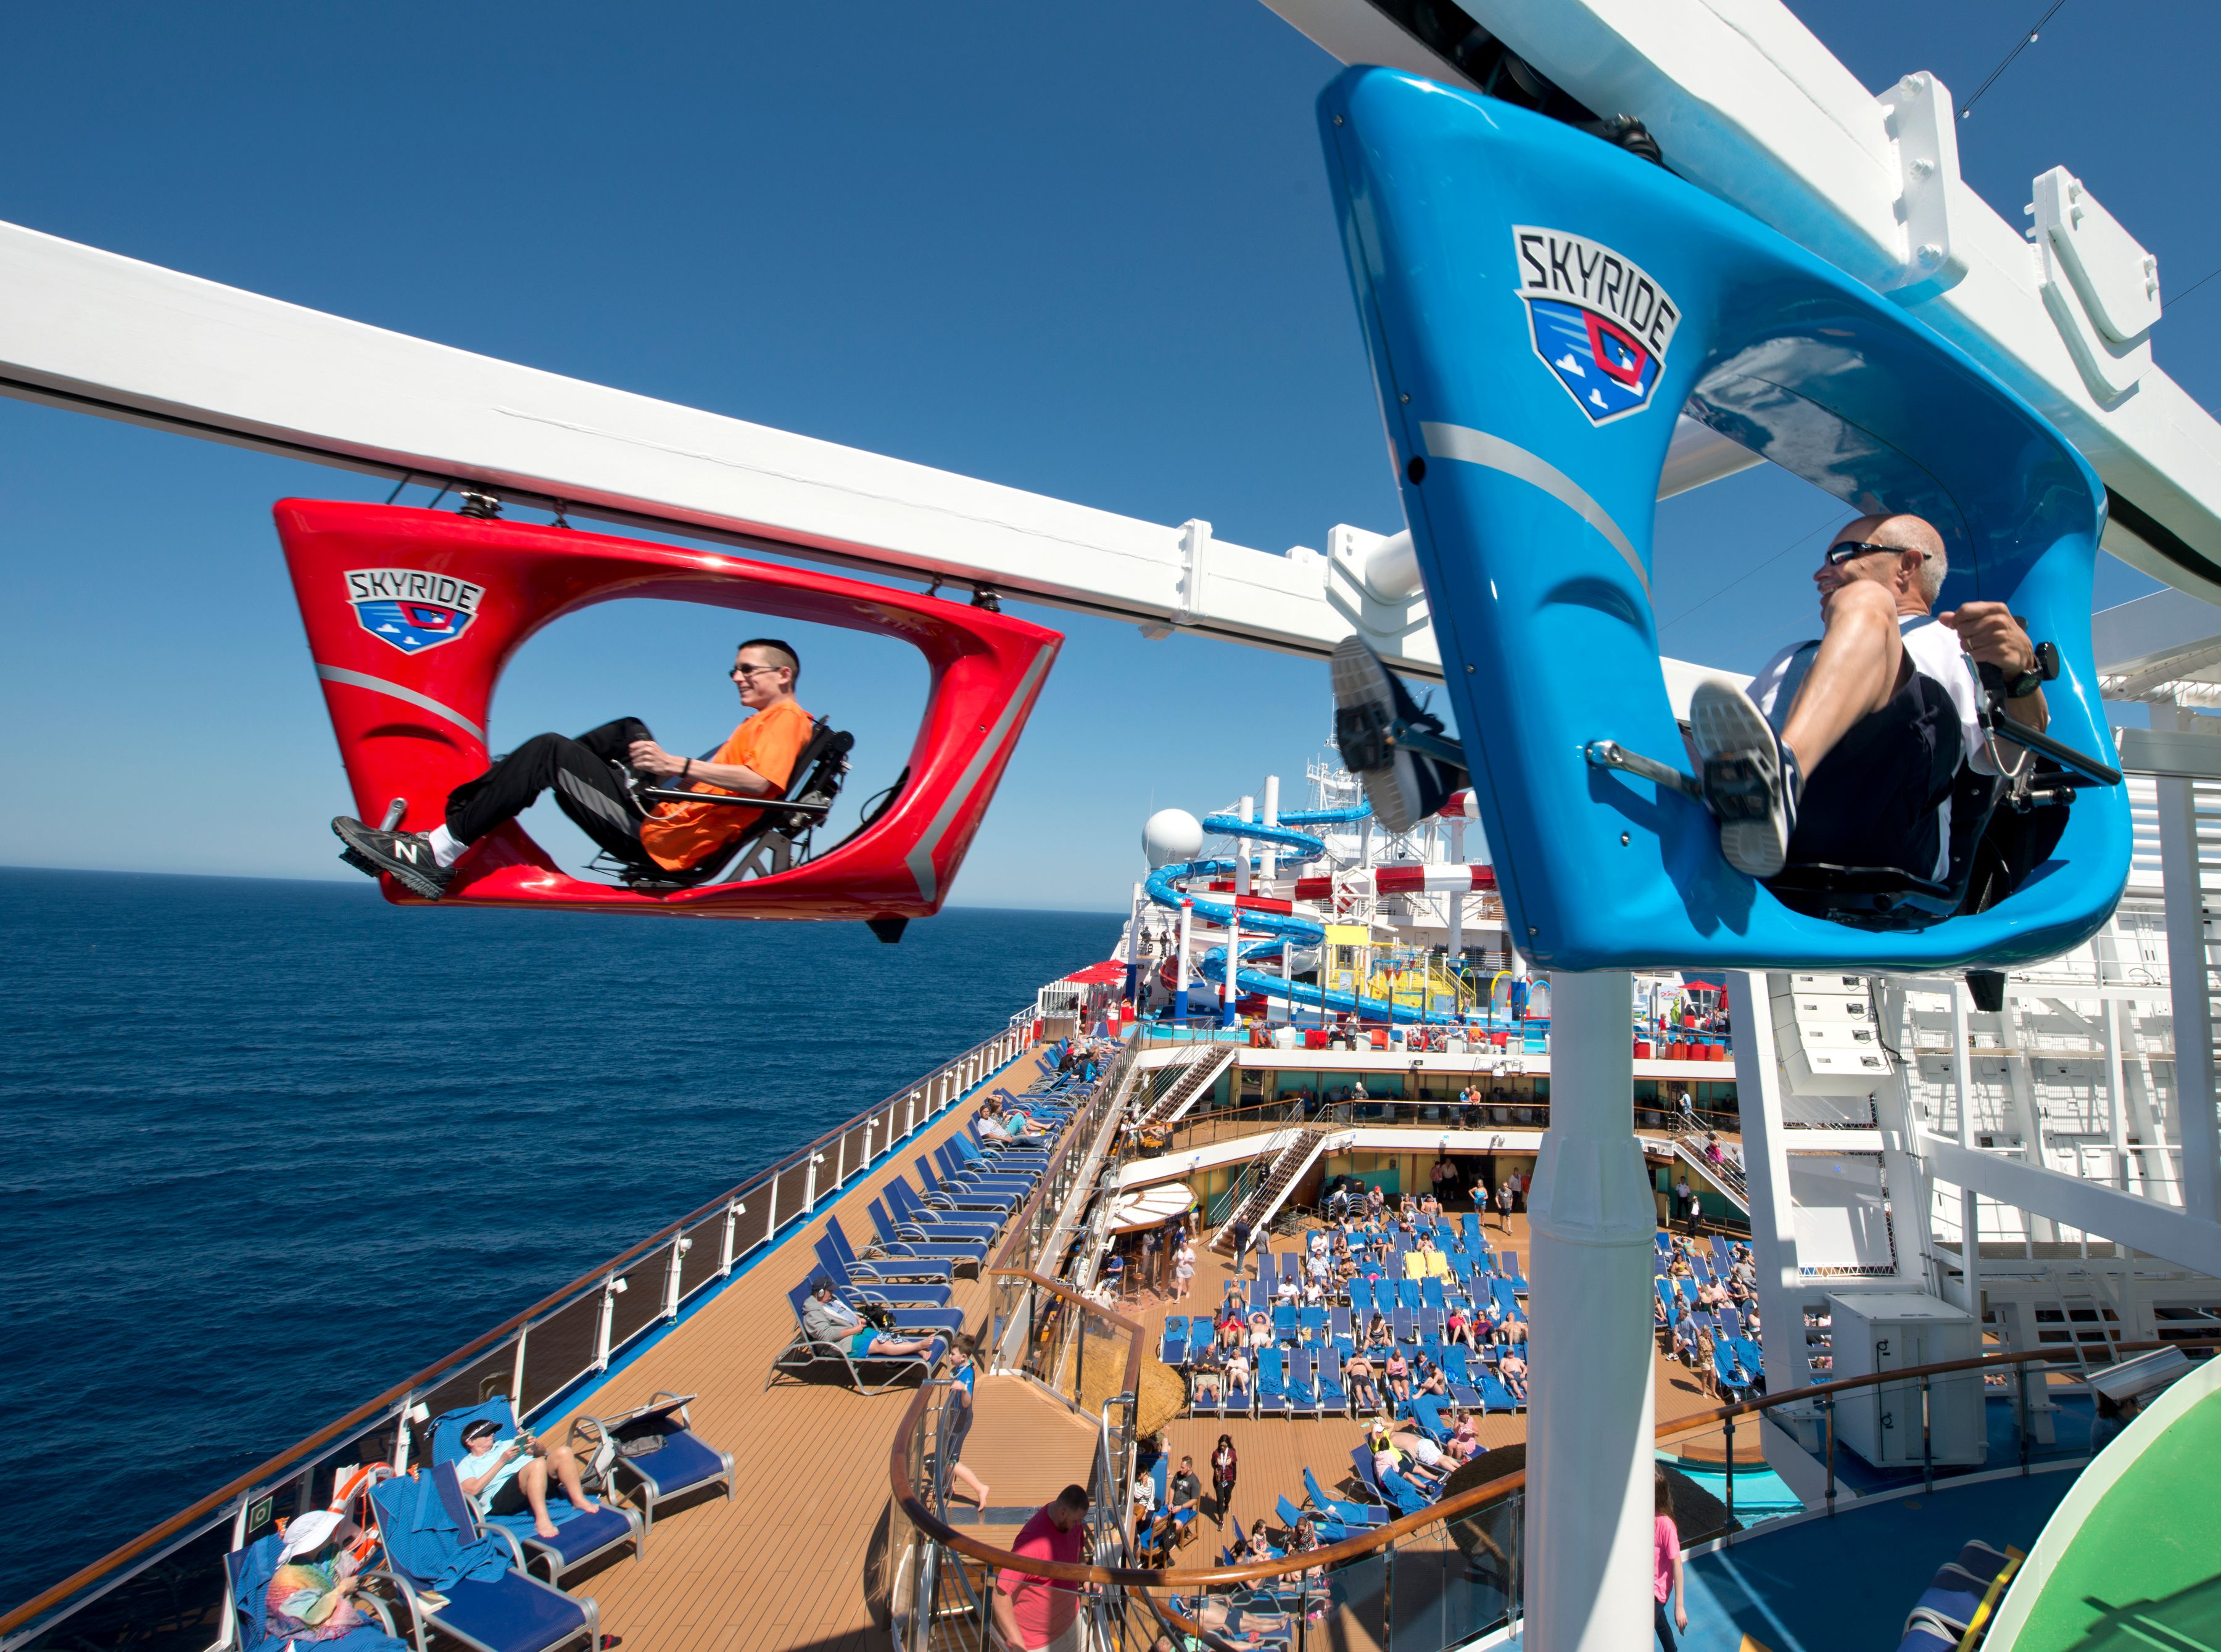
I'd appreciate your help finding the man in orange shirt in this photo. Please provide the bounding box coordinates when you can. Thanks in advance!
[332,638,814,898]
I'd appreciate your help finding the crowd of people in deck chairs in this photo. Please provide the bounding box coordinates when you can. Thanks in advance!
[774,1038,1108,1391]
[1657,1230,1767,1400]
[1165,1203,1531,1423]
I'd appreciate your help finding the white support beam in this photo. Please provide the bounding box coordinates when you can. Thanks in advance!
[1262,0,2221,598]
[0,215,1758,684]
[1917,1133,2221,1279]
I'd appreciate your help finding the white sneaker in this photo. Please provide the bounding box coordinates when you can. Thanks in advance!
[1688,680,1801,878]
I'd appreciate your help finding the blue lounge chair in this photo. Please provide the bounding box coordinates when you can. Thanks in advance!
[964,1118,1050,1163]
[1288,1348,1321,1419]
[867,1196,990,1270]
[824,1215,952,1285]
[1734,1336,1766,1390]
[1410,1394,1450,1443]
[1713,1345,1750,1398]
[1496,1251,1529,1291]
[1378,1465,1431,1517]
[1479,1372,1518,1413]
[1247,1276,1269,1312]
[1417,1307,1441,1344]
[1189,1365,1223,1418]
[1272,1304,1300,1345]
[914,1156,1018,1213]
[1711,1235,1736,1272]
[1392,1307,1416,1344]
[428,1399,642,1584]
[221,1534,407,1652]
[1315,1345,1349,1415]
[1396,1279,1423,1310]
[1719,1304,1743,1338]
[1298,1305,1327,1344]
[368,1464,600,1652]
[1349,1445,1388,1505]
[1256,1348,1289,1418]
[1441,1345,1483,1408]
[568,1392,734,1540]
[935,1141,1034,1195]
[1160,1314,1190,1365]
[1420,1276,1448,1311]
[1491,1279,1521,1318]
[937,1136,1036,1186]
[1462,1213,1484,1250]
[1304,1466,1388,1528]
[772,1278,948,1394]
[812,1237,958,1313]
[1225,1371,1252,1417]
[1348,1279,1373,1317]
[1330,1306,1354,1357]
[885,1179,999,1242]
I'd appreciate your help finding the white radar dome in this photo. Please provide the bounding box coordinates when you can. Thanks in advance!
[1144,809,1204,869]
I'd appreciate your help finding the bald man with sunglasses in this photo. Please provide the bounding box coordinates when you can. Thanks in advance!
[1689,513,2048,884]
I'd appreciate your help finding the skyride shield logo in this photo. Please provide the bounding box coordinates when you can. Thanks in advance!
[344,568,486,655]
[1513,227,1680,426]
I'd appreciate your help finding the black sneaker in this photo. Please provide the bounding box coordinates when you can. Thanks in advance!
[1688,680,1802,878]
[331,816,454,900]
[1331,637,1462,833]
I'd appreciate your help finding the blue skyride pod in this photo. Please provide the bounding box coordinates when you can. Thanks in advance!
[1318,67,2126,972]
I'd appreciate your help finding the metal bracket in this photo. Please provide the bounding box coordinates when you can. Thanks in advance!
[1877,72,1967,299]
[1585,740,1703,802]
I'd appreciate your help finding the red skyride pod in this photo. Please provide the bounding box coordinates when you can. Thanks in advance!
[275,499,1062,922]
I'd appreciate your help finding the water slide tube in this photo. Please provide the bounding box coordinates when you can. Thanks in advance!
[1145,804,1473,1025]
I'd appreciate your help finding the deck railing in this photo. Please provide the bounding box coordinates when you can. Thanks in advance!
[887,1338,2220,1652]
[1,1016,1044,1652]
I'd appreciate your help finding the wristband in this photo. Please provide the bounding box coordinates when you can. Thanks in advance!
[682,758,693,780]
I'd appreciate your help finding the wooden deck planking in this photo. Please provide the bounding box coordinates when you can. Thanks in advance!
[538,1045,1084,1652]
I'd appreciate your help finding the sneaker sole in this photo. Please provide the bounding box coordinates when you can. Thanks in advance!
[330,817,450,902]
[1687,682,1789,879]
[1331,639,1423,833]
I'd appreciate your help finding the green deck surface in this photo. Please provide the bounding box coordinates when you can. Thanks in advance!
[2014,1382,2221,1652]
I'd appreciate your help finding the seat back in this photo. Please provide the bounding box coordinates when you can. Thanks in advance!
[431,1395,521,1466]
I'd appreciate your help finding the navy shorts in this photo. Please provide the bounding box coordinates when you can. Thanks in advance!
[1781,672,1964,878]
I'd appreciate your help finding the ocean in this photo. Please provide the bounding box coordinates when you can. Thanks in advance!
[0,866,1117,1613]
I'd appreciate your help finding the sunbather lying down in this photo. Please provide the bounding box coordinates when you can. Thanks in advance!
[456,1416,605,1540]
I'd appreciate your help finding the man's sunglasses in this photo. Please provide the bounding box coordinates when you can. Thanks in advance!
[1824,539,1931,566]
[730,663,784,679]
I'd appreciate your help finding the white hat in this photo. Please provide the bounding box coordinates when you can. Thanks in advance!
[277,1510,346,1563]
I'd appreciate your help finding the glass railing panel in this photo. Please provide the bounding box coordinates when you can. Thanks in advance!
[518,1292,602,1415]
[10,1518,236,1652]
[676,1214,724,1305]
[1312,1544,1388,1652]
[418,1341,521,1421]
[605,1262,666,1353]
[1436,1490,1520,1648]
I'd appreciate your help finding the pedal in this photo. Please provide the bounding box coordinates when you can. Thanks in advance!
[1584,740,1703,803]
[1336,704,1392,772]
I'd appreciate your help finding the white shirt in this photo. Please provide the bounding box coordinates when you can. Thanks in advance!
[1746,611,1992,879]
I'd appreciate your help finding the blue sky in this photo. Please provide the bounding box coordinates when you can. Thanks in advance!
[1,1,2213,911]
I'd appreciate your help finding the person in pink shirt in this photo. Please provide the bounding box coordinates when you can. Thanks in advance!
[1654,1468,1688,1650]
[995,1485,1091,1652]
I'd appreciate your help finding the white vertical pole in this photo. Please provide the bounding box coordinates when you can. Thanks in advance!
[2105,997,2128,1189]
[1953,985,1982,1326]
[1236,795,1254,898]
[1125,882,1146,1005]
[1175,898,1194,1023]
[1261,775,1281,886]
[1222,912,1241,1029]
[1447,820,1466,969]
[1524,969,1654,1652]
[1727,971,1814,1396]
[2157,703,2219,1219]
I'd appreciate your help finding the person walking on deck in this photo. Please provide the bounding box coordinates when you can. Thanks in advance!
[994,1485,1091,1652]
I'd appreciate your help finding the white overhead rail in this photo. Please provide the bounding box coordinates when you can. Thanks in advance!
[0,218,1750,683]
[1264,0,2221,603]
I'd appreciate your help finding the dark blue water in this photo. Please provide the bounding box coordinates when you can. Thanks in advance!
[0,867,1116,1612]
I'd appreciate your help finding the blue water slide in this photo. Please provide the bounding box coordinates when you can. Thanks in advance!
[1318,68,2127,971]
[1144,853,1466,1025]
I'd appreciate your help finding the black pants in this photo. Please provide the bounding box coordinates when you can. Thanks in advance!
[445,717,657,870]
[1655,1600,1677,1652]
